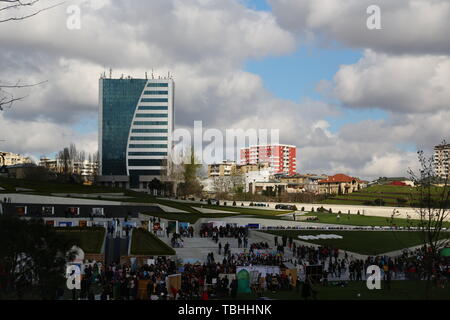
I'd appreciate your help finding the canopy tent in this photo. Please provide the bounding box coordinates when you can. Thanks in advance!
[440,248,450,257]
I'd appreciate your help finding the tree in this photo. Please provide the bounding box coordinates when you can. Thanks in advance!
[57,147,71,176]
[0,0,60,110]
[176,148,203,197]
[148,178,164,195]
[406,143,450,296]
[0,216,77,299]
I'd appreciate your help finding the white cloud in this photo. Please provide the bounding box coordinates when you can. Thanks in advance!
[268,0,450,55]
[0,0,447,180]
[0,113,97,158]
[331,50,450,113]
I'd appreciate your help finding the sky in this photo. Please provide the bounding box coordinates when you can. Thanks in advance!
[0,0,449,180]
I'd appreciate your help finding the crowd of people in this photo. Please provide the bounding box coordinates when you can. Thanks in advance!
[199,224,248,239]
[67,241,450,300]
[170,233,184,248]
[106,218,133,238]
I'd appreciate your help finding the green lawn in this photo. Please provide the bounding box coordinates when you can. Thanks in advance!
[263,230,450,255]
[55,227,105,254]
[141,211,242,224]
[236,281,450,300]
[320,184,448,207]
[302,212,450,228]
[130,228,175,255]
[0,176,202,213]
[196,204,292,216]
[0,176,128,195]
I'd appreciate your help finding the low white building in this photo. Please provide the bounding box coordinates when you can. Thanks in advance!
[1,151,32,166]
[244,169,274,193]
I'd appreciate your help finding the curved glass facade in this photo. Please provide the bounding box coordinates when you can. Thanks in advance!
[99,77,174,188]
[100,79,147,176]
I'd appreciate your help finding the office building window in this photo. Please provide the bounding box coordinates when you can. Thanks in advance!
[138,106,167,110]
[133,121,168,126]
[147,83,168,87]
[135,114,168,118]
[131,129,168,133]
[130,136,167,141]
[141,98,168,103]
[129,144,167,149]
[143,91,168,95]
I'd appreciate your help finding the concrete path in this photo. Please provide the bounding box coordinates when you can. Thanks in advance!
[166,198,426,220]
[0,193,123,205]
[192,207,237,214]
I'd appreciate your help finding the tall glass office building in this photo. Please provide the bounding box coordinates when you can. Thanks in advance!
[98,76,174,189]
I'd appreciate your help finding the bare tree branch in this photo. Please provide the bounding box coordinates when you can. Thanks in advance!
[0,80,47,110]
[0,0,64,23]
[0,1,61,109]
[0,80,47,88]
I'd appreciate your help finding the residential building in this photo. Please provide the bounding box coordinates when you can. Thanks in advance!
[318,174,362,195]
[39,157,97,180]
[97,75,174,189]
[303,174,328,194]
[244,168,275,193]
[434,144,450,180]
[207,161,239,177]
[39,157,62,173]
[240,144,297,175]
[249,180,288,195]
[0,151,32,166]
[207,161,272,178]
[239,162,271,174]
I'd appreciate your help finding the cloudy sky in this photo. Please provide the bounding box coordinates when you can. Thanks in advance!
[0,0,449,179]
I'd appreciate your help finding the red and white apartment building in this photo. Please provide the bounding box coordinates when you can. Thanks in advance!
[240,144,297,176]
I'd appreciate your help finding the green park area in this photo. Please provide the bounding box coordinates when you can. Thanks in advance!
[301,211,450,228]
[130,228,175,255]
[55,227,105,254]
[319,184,448,207]
[237,281,450,300]
[264,230,450,255]
[197,203,293,216]
[142,211,236,224]
[0,176,126,195]
[0,176,199,214]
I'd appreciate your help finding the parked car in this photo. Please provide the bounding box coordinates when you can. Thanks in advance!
[275,204,298,210]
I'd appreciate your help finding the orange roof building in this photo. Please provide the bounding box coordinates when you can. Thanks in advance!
[318,173,362,195]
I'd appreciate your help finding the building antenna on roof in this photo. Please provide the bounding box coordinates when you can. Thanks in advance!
[145,72,148,80]
[109,68,112,79]
[151,68,154,79]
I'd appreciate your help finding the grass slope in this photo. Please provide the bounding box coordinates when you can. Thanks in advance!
[264,230,450,255]
[237,281,450,300]
[55,227,105,254]
[320,185,448,207]
[131,228,175,255]
[302,212,450,228]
